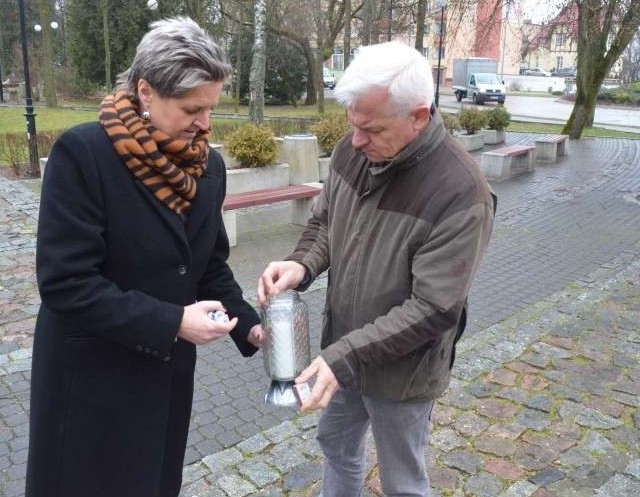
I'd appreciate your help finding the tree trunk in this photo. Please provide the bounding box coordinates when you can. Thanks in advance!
[414,0,426,54]
[37,0,57,107]
[316,49,325,114]
[102,0,111,90]
[564,86,598,138]
[249,0,266,125]
[303,42,317,106]
[344,0,352,69]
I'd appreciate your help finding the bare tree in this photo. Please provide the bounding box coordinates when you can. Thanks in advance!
[249,0,266,124]
[563,0,640,138]
[446,0,640,139]
[268,0,354,111]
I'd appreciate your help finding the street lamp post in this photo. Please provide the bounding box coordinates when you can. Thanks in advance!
[18,0,39,174]
[434,0,446,107]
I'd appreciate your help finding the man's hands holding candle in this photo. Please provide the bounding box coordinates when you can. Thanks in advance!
[258,260,338,411]
[295,356,339,412]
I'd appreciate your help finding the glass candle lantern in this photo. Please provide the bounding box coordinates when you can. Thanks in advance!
[261,290,310,406]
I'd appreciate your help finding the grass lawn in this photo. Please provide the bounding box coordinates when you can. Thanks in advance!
[506,120,640,139]
[1,96,639,139]
[0,106,97,134]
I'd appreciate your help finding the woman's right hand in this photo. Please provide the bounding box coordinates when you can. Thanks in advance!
[177,301,237,345]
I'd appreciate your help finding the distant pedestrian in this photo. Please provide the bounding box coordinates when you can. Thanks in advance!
[258,41,496,496]
[25,17,263,497]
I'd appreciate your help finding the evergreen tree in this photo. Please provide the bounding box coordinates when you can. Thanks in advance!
[230,30,307,107]
[66,0,160,91]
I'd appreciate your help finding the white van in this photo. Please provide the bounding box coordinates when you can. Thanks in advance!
[323,67,336,90]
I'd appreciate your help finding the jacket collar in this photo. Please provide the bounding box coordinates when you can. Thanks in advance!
[364,109,448,193]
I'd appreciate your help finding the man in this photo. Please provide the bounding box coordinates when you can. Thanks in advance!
[257,41,496,497]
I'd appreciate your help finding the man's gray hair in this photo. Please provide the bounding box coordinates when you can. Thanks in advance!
[334,41,435,115]
[116,17,231,99]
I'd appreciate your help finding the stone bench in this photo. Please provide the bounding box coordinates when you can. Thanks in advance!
[222,183,322,246]
[480,144,536,181]
[534,134,569,163]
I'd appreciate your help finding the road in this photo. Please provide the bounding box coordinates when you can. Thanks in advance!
[439,91,640,133]
[326,87,640,133]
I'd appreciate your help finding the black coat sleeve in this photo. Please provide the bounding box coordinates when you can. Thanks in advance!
[196,151,260,357]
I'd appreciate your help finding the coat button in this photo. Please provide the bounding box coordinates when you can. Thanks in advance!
[163,355,171,362]
[178,265,187,275]
[136,345,143,352]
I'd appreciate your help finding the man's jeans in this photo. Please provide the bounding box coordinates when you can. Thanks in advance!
[317,389,434,497]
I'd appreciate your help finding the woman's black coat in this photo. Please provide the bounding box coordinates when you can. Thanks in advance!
[25,122,259,497]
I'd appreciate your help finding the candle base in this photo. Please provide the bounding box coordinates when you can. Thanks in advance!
[264,380,298,407]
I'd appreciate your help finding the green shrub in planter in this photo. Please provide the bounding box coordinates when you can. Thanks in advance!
[441,112,460,134]
[486,106,511,131]
[224,123,278,168]
[456,107,488,135]
[311,113,350,156]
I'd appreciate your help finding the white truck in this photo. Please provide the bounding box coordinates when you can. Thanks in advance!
[452,57,506,105]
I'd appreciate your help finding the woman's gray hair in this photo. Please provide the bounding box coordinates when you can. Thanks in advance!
[116,17,231,100]
[334,41,435,116]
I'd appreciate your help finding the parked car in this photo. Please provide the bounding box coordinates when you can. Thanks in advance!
[524,67,551,77]
[323,67,336,89]
[551,67,577,78]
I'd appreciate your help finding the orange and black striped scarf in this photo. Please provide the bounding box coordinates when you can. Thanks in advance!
[99,91,209,215]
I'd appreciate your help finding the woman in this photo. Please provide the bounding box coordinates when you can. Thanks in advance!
[25,17,262,497]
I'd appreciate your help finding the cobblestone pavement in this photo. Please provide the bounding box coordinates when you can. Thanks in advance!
[1,133,639,496]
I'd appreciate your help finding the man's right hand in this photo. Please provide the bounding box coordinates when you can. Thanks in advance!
[257,261,306,306]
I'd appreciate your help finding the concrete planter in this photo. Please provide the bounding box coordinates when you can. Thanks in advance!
[39,158,48,179]
[210,143,240,169]
[216,134,325,246]
[454,132,485,152]
[226,163,290,194]
[281,134,319,184]
[318,157,331,181]
[482,129,506,145]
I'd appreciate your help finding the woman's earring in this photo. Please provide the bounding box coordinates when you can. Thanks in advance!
[142,109,151,121]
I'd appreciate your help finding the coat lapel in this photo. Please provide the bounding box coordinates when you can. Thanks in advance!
[133,179,188,248]
[186,175,218,241]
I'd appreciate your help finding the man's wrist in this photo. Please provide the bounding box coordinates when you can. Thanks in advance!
[297,266,313,291]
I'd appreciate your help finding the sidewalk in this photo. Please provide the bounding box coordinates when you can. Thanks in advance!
[179,258,640,497]
[1,132,639,497]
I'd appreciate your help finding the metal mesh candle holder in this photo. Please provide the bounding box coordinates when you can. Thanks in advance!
[261,290,310,406]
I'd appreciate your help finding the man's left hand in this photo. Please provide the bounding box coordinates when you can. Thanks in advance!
[295,356,339,412]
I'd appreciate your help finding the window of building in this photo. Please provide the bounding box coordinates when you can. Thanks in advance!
[332,53,344,71]
[556,33,566,46]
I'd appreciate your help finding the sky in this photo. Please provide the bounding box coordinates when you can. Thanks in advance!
[519,0,563,23]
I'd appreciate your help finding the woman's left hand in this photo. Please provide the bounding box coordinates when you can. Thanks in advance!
[247,324,266,347]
